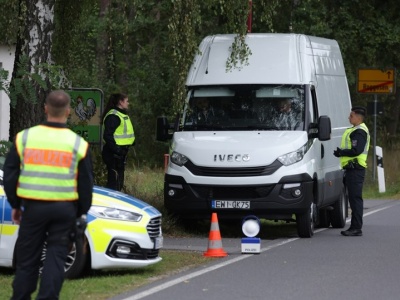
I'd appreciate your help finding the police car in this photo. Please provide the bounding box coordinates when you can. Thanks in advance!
[0,156,163,278]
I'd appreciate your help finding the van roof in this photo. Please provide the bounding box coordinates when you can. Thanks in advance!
[186,33,345,87]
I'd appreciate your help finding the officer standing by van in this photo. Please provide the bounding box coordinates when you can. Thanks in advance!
[101,93,135,191]
[334,106,370,236]
[3,90,93,299]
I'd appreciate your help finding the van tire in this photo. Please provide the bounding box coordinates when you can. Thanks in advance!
[329,187,347,228]
[318,209,331,228]
[296,204,315,238]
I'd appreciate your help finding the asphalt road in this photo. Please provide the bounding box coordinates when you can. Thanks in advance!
[112,199,400,300]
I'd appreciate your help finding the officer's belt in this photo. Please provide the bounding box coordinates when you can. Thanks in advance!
[343,160,364,170]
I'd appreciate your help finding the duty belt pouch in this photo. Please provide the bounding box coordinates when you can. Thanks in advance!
[345,159,359,169]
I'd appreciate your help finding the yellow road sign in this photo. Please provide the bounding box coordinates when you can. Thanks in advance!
[357,68,395,94]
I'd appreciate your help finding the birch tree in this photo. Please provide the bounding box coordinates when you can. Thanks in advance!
[9,0,55,139]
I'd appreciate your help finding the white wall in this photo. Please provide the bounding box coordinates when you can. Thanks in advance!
[0,45,15,141]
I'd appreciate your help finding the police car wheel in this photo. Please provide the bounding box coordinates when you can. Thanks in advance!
[65,237,88,279]
[39,237,88,279]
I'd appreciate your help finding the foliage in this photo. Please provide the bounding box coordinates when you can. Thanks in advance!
[0,69,10,95]
[1,0,400,165]
[290,0,400,141]
[7,55,54,108]
[0,0,19,45]
[0,140,12,157]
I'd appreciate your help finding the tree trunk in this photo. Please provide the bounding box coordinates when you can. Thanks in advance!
[97,0,111,87]
[9,0,55,140]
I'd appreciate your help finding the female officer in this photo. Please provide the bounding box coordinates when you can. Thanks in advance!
[101,93,135,191]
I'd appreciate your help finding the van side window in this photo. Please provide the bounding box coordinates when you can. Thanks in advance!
[310,87,318,122]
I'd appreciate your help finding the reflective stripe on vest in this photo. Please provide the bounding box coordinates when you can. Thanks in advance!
[16,126,88,201]
[340,123,370,168]
[103,109,135,145]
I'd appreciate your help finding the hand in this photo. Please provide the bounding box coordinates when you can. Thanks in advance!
[113,153,124,160]
[70,215,87,242]
[11,208,22,225]
[76,215,87,234]
[116,146,128,157]
[333,147,342,157]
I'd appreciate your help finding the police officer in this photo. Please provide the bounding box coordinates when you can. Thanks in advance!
[334,106,370,236]
[101,93,135,191]
[3,90,93,299]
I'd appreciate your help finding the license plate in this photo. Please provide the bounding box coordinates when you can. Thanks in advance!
[211,200,250,209]
[154,236,163,249]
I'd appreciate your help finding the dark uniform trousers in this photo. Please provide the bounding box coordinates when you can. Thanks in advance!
[11,201,76,300]
[102,151,126,191]
[344,167,366,230]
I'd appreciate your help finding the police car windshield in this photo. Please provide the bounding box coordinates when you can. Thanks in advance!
[182,85,305,131]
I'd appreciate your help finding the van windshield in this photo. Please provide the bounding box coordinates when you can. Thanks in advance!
[182,85,305,131]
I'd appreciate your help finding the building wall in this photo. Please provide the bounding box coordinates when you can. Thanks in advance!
[0,45,15,141]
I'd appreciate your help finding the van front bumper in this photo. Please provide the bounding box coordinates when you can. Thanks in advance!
[164,173,314,220]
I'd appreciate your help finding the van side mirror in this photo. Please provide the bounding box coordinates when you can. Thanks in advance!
[317,115,331,141]
[156,116,173,141]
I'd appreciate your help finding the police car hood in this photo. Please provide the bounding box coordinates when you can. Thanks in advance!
[91,186,161,218]
[172,131,308,167]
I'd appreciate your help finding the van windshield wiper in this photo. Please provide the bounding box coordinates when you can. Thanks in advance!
[183,124,228,131]
[239,125,279,130]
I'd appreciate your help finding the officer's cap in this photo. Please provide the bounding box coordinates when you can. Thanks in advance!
[351,106,366,117]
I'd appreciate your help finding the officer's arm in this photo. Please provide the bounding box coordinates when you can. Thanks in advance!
[340,129,368,157]
[103,115,122,154]
[3,143,22,209]
[77,148,94,216]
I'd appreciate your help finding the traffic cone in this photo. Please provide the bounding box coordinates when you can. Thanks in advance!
[203,213,228,257]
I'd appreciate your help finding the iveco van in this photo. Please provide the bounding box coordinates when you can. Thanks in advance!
[157,33,351,237]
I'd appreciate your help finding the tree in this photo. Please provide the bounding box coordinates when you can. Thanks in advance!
[3,0,400,165]
[289,0,400,145]
[9,0,55,139]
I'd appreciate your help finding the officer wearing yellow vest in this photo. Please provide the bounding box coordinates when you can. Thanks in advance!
[3,90,93,299]
[333,106,370,237]
[101,93,135,191]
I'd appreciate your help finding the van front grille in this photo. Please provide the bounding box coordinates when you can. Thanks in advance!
[184,159,282,177]
[191,184,275,199]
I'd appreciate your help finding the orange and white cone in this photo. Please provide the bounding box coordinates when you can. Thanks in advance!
[203,213,228,257]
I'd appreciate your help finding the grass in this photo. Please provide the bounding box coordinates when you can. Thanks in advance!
[0,250,210,300]
[363,145,400,199]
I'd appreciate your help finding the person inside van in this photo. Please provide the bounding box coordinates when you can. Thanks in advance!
[275,98,302,130]
[191,97,216,124]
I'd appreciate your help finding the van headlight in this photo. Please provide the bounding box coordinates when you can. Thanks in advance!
[89,206,142,222]
[278,142,309,166]
[171,151,189,166]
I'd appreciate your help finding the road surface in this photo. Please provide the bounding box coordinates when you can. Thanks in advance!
[112,199,400,300]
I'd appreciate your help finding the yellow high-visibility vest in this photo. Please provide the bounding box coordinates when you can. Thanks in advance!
[340,123,370,168]
[103,109,135,145]
[15,125,89,201]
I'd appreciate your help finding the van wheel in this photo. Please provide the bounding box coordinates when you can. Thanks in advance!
[318,209,331,228]
[296,203,315,238]
[329,187,347,228]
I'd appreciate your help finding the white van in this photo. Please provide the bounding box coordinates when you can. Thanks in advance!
[157,33,351,237]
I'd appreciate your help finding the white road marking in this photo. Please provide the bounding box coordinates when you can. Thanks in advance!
[120,201,399,300]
